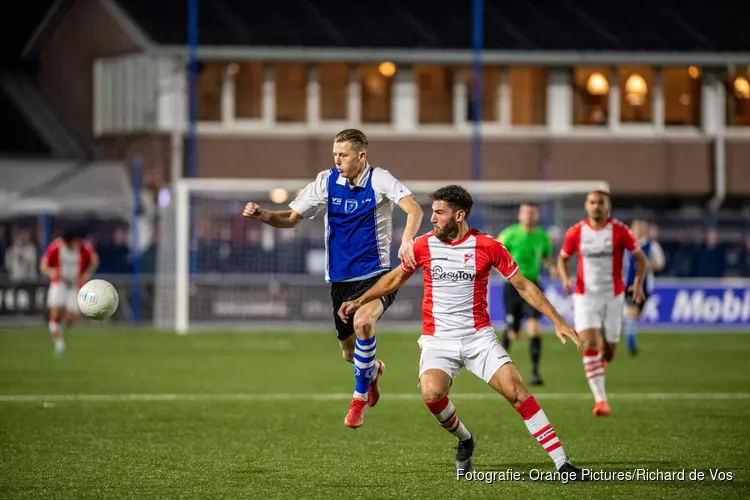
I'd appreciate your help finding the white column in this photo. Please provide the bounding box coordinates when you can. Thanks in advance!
[221,65,236,126]
[157,57,185,131]
[93,59,104,136]
[653,68,665,131]
[167,57,187,183]
[347,65,361,124]
[125,56,137,130]
[307,65,320,127]
[701,71,720,134]
[714,75,726,133]
[709,71,727,210]
[608,67,620,131]
[452,69,467,128]
[546,68,573,132]
[392,65,416,131]
[262,64,276,126]
[499,67,511,126]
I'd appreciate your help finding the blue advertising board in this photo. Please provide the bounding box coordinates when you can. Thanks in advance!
[488,278,750,332]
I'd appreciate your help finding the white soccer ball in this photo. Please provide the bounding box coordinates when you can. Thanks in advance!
[77,279,119,320]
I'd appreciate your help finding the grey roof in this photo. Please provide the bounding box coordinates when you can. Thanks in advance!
[0,160,133,217]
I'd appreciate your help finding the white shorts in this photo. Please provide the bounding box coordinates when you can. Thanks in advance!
[47,283,79,313]
[573,293,624,343]
[417,328,513,384]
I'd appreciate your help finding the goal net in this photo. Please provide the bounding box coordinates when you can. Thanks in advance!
[154,179,609,333]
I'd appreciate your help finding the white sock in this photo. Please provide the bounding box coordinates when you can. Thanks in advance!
[517,396,569,469]
[49,321,63,344]
[583,350,607,403]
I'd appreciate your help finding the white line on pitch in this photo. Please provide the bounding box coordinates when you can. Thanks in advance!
[0,393,749,403]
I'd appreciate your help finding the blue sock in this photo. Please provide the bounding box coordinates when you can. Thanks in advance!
[624,318,638,351]
[353,336,377,400]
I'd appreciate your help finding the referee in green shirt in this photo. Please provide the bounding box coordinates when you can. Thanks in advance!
[498,202,557,386]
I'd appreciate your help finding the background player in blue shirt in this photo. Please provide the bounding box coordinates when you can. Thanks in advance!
[624,219,665,356]
[243,128,423,428]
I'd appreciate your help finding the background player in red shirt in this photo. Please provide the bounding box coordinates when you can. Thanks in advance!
[339,185,588,480]
[558,191,647,417]
[40,230,99,356]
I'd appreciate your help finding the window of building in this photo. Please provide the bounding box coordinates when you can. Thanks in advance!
[275,64,307,123]
[663,66,701,126]
[318,63,348,120]
[359,64,392,123]
[197,61,223,121]
[510,67,547,125]
[464,66,500,122]
[415,65,454,124]
[727,69,750,126]
[619,66,653,123]
[573,67,610,126]
[234,62,262,119]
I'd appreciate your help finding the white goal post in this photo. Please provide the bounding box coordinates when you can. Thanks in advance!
[156,178,609,333]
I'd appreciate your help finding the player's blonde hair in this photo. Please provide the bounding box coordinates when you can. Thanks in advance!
[334,129,368,152]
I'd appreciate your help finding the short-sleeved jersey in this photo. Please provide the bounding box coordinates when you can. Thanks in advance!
[44,238,97,286]
[498,224,552,282]
[560,218,639,296]
[401,229,519,338]
[288,164,411,283]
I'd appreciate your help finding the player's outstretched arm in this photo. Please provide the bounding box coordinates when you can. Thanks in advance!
[338,267,413,322]
[508,273,581,348]
[243,203,303,229]
[396,196,424,269]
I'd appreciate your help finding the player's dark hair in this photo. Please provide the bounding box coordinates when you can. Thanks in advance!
[334,128,368,151]
[429,185,473,217]
[61,230,75,243]
[587,189,611,202]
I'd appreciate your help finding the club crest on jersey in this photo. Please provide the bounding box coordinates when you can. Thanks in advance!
[464,252,475,269]
[604,236,612,246]
[344,199,359,214]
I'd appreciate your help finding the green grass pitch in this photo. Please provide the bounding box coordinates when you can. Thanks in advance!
[1,328,749,499]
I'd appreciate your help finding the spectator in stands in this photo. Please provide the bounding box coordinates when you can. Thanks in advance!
[694,228,727,278]
[672,229,697,277]
[4,227,38,283]
[97,226,130,274]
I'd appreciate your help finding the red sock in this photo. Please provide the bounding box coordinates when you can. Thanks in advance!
[425,397,472,441]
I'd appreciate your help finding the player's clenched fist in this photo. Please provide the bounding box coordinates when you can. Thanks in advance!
[243,202,263,220]
[338,300,361,322]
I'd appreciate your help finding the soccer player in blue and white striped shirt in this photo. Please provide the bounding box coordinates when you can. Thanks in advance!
[623,219,665,356]
[243,129,423,428]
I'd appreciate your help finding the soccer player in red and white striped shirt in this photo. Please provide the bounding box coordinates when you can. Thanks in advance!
[558,191,647,417]
[339,185,588,480]
[40,230,99,356]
